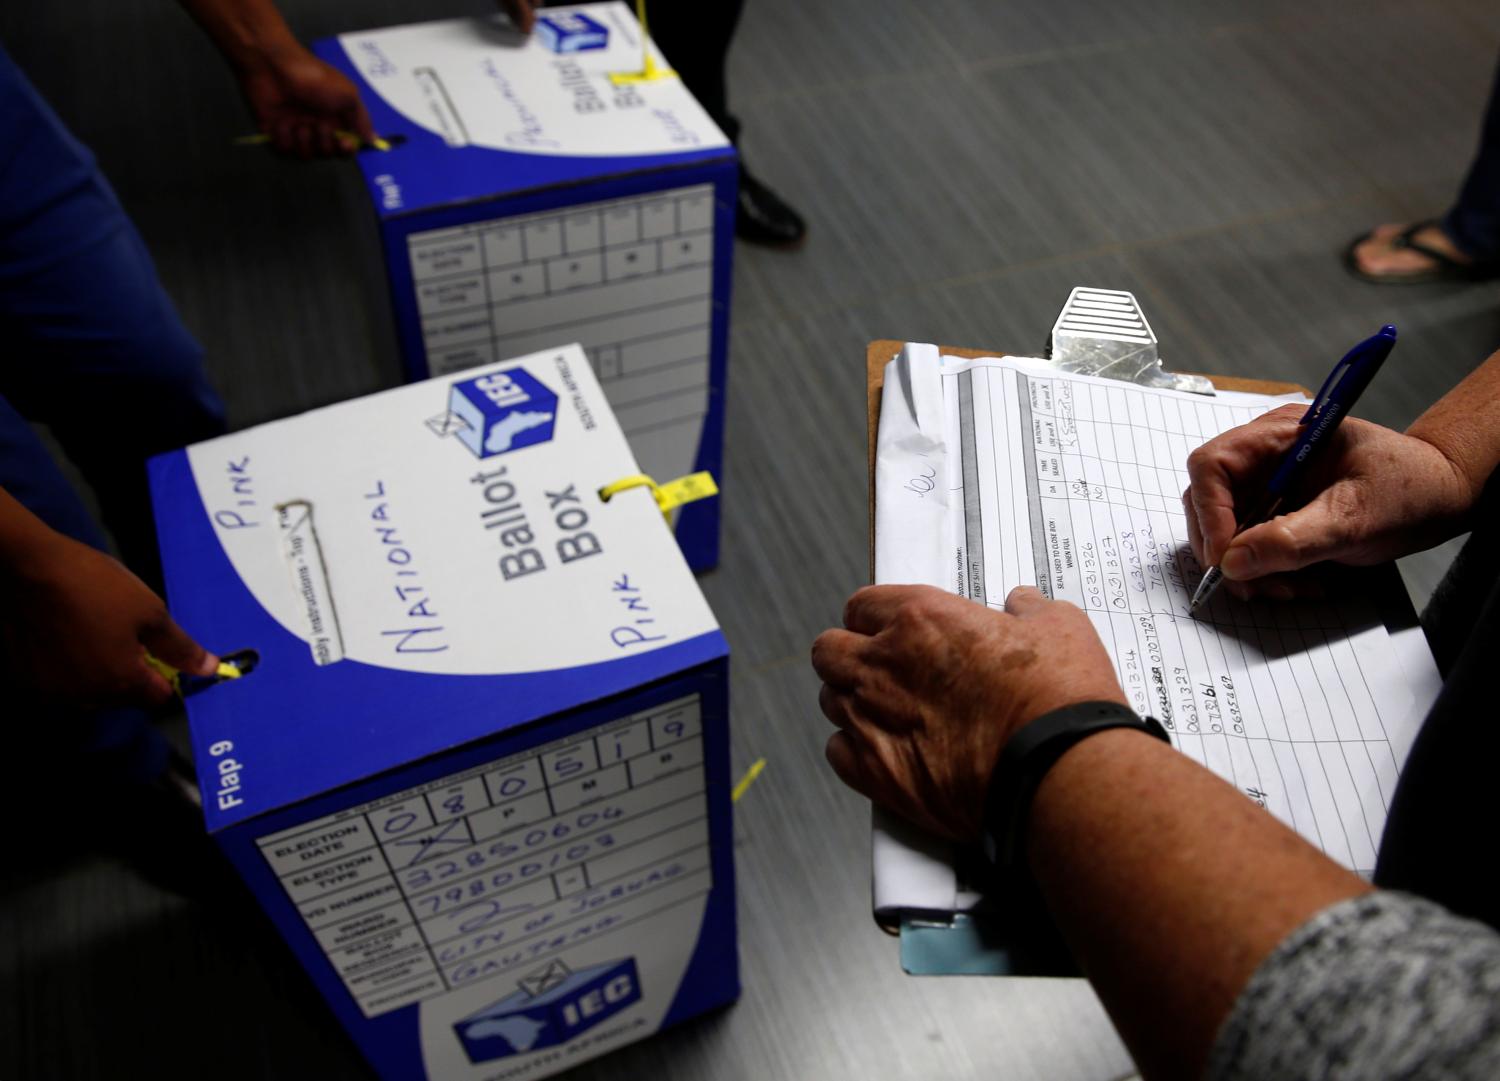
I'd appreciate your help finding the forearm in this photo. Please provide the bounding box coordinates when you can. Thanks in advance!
[1025,729,1369,1081]
[1407,347,1500,510]
[175,0,300,72]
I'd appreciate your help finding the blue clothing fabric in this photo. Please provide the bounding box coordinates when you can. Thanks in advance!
[1,44,224,784]
[1442,55,1500,262]
[0,43,225,577]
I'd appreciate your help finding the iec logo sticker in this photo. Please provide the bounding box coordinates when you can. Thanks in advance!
[536,12,609,53]
[453,958,642,1063]
[441,367,559,459]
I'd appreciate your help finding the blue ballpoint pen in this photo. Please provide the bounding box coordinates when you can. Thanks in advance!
[1188,324,1399,614]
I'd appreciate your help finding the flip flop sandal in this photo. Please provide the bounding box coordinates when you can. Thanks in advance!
[1343,219,1499,284]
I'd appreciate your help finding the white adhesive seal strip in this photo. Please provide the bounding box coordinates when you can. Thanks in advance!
[277,500,347,666]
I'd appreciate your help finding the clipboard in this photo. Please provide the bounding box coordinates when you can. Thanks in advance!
[863,335,1354,976]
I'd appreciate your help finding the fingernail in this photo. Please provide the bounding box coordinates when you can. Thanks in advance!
[1222,546,1258,579]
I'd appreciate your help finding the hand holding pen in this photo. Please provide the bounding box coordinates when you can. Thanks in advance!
[1183,325,1478,611]
[1188,326,1398,611]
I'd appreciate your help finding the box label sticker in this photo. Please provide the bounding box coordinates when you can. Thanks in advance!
[276,500,346,665]
[255,694,711,1019]
[536,12,609,54]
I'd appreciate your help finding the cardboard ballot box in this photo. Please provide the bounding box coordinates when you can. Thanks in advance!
[148,344,737,1080]
[315,3,737,572]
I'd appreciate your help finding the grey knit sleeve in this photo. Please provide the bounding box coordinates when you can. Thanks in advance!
[1207,892,1500,1081]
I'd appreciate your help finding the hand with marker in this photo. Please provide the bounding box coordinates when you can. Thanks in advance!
[1183,404,1477,600]
[497,0,540,33]
[236,40,376,158]
[177,0,375,157]
[0,489,217,713]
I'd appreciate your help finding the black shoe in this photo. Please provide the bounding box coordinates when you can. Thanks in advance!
[736,167,807,249]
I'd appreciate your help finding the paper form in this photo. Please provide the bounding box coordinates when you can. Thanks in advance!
[872,346,1442,922]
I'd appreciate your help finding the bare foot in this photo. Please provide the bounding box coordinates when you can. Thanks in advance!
[1352,222,1471,277]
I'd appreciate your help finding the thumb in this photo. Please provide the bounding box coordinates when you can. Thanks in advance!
[1221,501,1351,581]
[501,0,537,32]
[347,100,377,144]
[141,611,219,677]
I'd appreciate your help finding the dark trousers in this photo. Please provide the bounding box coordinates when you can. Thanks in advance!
[1375,470,1500,930]
[1,45,225,784]
[649,0,746,146]
[1442,55,1500,261]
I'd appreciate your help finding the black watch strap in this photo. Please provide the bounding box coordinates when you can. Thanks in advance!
[982,701,1170,870]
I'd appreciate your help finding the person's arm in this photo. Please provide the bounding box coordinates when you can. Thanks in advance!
[176,0,375,158]
[813,585,1369,1079]
[1026,727,1367,1079]
[1184,347,1500,598]
[0,487,217,711]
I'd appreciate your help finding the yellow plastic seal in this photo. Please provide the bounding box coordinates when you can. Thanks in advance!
[609,0,677,84]
[235,131,391,151]
[655,471,718,512]
[732,758,766,802]
[144,654,244,696]
[598,471,718,521]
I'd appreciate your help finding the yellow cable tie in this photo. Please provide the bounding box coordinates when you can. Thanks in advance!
[144,654,245,696]
[609,0,676,85]
[732,758,766,802]
[234,131,391,151]
[598,472,658,503]
[655,471,718,512]
[144,653,181,693]
[598,471,717,522]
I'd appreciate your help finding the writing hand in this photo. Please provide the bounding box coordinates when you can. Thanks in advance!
[811,584,1126,840]
[497,0,539,33]
[1,528,218,713]
[1183,404,1474,600]
[239,41,376,158]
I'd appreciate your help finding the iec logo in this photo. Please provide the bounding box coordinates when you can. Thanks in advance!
[454,958,642,1063]
[536,12,609,53]
[447,367,559,459]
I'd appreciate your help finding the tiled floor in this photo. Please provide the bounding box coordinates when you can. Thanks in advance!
[2,0,1497,1077]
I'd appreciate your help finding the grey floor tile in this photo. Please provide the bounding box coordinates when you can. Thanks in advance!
[1439,0,1500,41]
[1125,196,1500,429]
[700,317,874,668]
[966,7,1493,248]
[731,72,1110,321]
[727,0,958,105]
[915,0,1379,67]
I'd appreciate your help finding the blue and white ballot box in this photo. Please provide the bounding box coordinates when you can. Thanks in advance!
[314,3,737,572]
[147,344,738,1080]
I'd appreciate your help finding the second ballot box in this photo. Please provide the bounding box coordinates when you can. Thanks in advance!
[315,3,737,571]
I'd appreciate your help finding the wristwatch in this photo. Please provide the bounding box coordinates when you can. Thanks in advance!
[981,701,1170,871]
